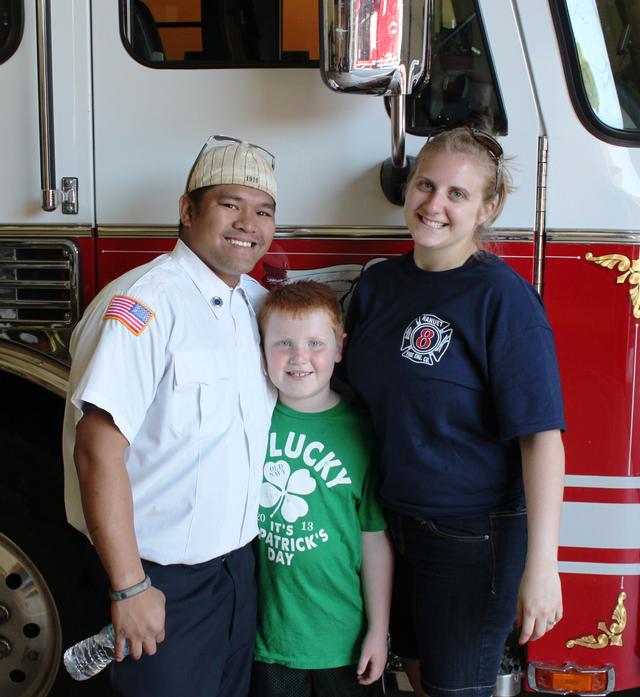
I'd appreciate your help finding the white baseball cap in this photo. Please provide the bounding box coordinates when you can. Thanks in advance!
[186,135,277,203]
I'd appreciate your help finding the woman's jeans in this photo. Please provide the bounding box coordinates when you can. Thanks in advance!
[388,508,527,697]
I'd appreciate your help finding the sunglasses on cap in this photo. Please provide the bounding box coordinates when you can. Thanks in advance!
[185,134,276,192]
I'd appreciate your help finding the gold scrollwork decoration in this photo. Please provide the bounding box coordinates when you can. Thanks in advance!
[566,591,627,649]
[585,252,640,319]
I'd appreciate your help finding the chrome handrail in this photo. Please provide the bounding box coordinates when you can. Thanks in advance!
[35,0,57,211]
[533,136,548,295]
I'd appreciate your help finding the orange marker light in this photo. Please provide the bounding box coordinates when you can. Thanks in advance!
[529,665,613,695]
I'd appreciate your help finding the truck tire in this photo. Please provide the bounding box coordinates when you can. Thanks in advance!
[0,417,111,697]
[0,526,61,697]
[0,508,111,697]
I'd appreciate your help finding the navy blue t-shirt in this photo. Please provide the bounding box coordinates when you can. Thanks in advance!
[345,251,565,518]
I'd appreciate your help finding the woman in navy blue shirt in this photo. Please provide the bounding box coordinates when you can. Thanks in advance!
[345,128,565,697]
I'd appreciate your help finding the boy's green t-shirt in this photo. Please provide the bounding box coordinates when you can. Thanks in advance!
[254,399,386,669]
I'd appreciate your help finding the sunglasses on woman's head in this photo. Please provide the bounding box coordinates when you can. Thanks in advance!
[427,126,503,195]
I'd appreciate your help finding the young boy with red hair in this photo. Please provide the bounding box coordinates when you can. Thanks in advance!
[252,280,393,697]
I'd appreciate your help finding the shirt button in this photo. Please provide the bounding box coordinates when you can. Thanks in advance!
[212,296,223,307]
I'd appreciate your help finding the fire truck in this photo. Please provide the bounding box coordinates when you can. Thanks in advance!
[0,1,639,696]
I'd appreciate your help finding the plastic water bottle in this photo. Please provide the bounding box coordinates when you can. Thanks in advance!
[63,624,129,680]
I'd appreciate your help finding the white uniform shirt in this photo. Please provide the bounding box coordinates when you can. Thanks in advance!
[63,240,276,565]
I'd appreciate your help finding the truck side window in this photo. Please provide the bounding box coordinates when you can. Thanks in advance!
[120,0,318,67]
[0,0,23,64]
[552,0,640,143]
[396,0,507,136]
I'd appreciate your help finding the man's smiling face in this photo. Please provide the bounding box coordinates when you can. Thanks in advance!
[179,184,275,286]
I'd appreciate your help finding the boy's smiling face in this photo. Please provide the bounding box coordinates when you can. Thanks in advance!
[262,308,345,413]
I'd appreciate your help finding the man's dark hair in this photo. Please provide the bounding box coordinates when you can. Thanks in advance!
[178,187,212,236]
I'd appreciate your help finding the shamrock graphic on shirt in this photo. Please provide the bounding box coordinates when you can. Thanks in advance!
[260,460,316,523]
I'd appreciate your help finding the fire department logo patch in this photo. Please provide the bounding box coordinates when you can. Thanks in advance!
[401,314,452,365]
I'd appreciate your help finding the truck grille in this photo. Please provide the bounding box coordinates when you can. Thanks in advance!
[0,240,80,328]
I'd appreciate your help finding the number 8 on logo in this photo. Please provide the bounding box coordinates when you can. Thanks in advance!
[416,328,435,350]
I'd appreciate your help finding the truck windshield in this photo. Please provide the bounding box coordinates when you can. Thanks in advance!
[0,0,22,64]
[562,0,640,133]
[121,0,318,67]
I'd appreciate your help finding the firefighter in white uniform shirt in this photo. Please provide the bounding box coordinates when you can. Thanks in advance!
[62,136,277,697]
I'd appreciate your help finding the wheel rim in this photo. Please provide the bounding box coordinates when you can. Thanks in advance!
[0,532,61,697]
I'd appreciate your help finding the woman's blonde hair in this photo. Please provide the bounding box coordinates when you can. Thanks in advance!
[408,127,514,233]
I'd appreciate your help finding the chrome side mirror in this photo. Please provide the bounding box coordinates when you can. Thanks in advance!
[320,0,432,205]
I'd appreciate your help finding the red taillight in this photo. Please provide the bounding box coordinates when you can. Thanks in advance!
[529,664,613,695]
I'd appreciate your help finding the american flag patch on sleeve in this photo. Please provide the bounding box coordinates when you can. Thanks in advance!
[102,295,155,336]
